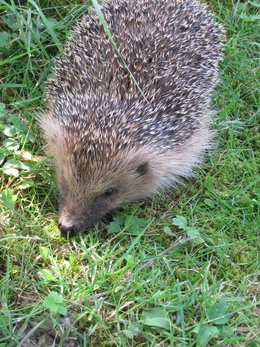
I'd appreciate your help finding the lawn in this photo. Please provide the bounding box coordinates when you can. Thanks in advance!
[0,0,259,346]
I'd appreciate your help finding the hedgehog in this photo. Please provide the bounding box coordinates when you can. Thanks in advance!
[39,0,224,236]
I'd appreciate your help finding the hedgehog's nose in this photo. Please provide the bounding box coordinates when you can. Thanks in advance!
[58,221,78,237]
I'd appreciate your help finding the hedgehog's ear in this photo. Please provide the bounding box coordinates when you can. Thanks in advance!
[136,161,149,176]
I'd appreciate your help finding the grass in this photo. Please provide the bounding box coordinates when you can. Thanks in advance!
[0,0,259,346]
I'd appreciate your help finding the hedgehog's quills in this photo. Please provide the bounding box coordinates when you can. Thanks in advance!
[39,0,224,236]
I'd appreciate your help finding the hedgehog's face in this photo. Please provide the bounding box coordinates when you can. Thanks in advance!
[39,113,168,237]
[57,152,154,236]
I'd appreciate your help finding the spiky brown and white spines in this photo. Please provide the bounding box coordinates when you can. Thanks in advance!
[40,0,224,234]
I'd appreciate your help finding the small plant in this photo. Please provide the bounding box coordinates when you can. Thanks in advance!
[0,103,36,184]
[142,306,171,331]
[193,300,231,345]
[163,215,204,244]
[43,291,67,316]
[107,212,148,235]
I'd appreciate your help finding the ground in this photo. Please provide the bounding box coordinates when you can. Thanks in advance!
[0,0,259,346]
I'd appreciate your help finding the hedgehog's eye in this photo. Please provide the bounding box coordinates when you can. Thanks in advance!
[103,187,118,197]
[136,161,148,176]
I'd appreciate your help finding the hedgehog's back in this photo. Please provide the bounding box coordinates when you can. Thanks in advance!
[47,0,223,153]
[49,0,223,102]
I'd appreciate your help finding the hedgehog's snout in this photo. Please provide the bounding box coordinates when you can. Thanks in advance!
[58,217,79,237]
[58,210,84,236]
[58,204,101,236]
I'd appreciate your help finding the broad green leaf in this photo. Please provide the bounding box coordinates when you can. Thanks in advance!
[2,167,19,177]
[19,161,32,171]
[3,159,21,169]
[113,214,125,225]
[107,221,121,234]
[208,302,229,325]
[10,115,28,133]
[18,179,35,190]
[22,131,35,143]
[43,292,67,315]
[163,226,175,236]
[142,307,170,331]
[186,227,204,244]
[193,325,219,345]
[17,151,34,161]
[172,215,187,230]
[3,138,20,151]
[125,216,147,235]
[3,125,17,137]
[2,160,21,176]
[2,159,31,174]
